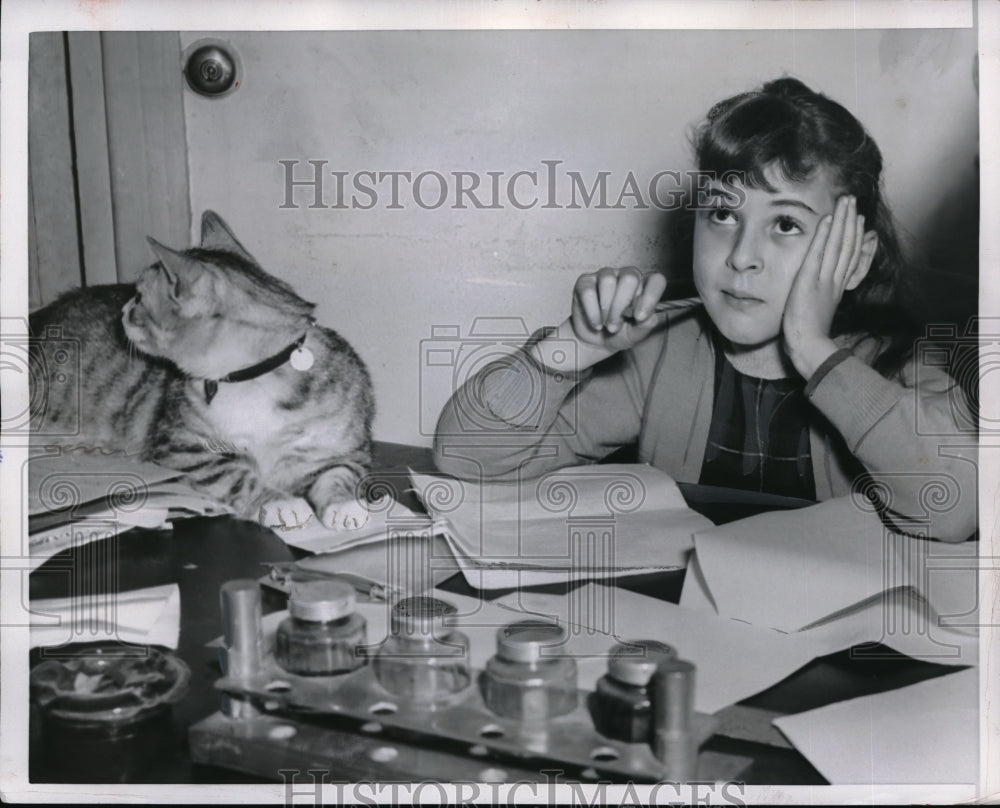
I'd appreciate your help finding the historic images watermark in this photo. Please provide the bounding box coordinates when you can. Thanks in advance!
[419,316,577,439]
[279,769,748,807]
[278,160,746,212]
[1,318,81,443]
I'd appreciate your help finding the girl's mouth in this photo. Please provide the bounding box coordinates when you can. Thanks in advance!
[721,289,764,306]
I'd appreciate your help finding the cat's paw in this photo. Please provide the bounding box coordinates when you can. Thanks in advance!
[258,497,315,532]
[321,499,371,532]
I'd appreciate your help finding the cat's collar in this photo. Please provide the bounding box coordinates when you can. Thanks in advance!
[203,323,315,404]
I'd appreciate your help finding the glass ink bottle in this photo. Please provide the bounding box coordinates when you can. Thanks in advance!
[374,596,471,706]
[482,620,578,721]
[592,639,676,742]
[275,578,367,676]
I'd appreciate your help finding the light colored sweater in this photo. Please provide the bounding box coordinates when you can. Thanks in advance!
[433,305,977,542]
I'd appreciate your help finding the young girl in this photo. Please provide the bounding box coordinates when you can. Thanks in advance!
[433,78,976,543]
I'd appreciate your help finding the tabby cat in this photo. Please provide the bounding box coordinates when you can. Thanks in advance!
[30,211,375,530]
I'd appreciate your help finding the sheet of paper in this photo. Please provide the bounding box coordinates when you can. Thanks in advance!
[412,464,712,589]
[889,536,981,633]
[798,586,977,666]
[681,523,978,666]
[272,499,434,555]
[773,667,978,784]
[684,570,977,667]
[27,483,234,573]
[681,496,980,633]
[290,533,462,596]
[683,497,888,631]
[30,583,180,650]
[28,451,181,516]
[495,583,829,714]
[25,451,233,574]
[27,517,166,573]
[677,552,717,611]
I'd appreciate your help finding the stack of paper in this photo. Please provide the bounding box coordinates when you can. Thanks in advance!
[411,464,713,589]
[672,496,980,782]
[266,496,434,555]
[27,451,231,571]
[30,582,181,650]
[679,497,979,665]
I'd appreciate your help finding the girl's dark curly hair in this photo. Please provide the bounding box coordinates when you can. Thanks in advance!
[692,77,918,376]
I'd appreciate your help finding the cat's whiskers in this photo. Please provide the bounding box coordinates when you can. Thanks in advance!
[126,337,145,371]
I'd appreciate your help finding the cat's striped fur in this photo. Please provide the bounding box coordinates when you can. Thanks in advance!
[29,211,374,527]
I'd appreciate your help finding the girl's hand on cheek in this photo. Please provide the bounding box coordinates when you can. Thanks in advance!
[570,267,669,363]
[782,195,865,379]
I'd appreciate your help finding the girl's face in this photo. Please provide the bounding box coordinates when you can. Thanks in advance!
[693,163,841,348]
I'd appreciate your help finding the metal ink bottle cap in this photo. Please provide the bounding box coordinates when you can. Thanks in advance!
[288,578,356,623]
[607,640,677,687]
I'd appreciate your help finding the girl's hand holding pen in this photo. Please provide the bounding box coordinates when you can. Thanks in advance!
[782,195,875,379]
[568,267,672,367]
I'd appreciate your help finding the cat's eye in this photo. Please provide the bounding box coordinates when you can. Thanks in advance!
[165,276,185,304]
[157,262,180,297]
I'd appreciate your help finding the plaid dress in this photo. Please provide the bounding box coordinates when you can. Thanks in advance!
[698,341,817,501]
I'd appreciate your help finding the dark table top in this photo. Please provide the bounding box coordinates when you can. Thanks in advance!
[27,441,962,785]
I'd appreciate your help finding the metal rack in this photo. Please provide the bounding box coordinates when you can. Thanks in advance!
[189,580,750,783]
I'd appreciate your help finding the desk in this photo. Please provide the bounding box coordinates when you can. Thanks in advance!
[28,441,959,785]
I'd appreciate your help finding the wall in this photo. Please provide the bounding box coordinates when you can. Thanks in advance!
[180,29,979,447]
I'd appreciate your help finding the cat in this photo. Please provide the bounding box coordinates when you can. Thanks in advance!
[29,211,375,531]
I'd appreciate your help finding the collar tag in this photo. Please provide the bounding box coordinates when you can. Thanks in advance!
[204,378,219,404]
[289,346,315,371]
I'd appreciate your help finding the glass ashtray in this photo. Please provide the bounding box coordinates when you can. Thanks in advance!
[30,643,191,731]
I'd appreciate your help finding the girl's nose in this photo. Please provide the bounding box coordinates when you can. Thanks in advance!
[726,227,764,273]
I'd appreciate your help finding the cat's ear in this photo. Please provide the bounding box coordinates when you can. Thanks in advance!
[146,237,215,305]
[200,211,255,263]
[146,237,191,282]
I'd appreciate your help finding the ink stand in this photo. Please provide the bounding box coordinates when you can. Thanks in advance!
[189,579,750,782]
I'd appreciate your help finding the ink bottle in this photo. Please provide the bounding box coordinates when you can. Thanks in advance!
[592,639,676,742]
[374,596,471,705]
[482,620,577,721]
[274,578,367,676]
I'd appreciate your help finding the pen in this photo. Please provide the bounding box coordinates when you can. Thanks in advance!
[264,562,392,601]
[621,296,700,320]
[652,296,701,312]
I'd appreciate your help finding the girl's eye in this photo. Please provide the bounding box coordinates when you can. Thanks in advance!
[774,216,803,235]
[708,208,737,225]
